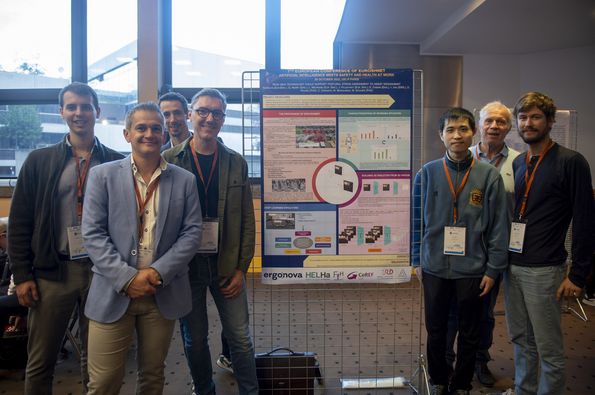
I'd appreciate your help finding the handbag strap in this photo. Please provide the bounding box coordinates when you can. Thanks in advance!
[263,347,297,356]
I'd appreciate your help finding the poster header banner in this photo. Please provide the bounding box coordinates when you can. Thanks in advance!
[261,68,412,110]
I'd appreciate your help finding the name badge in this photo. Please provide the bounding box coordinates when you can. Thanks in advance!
[67,225,89,260]
[509,221,526,253]
[137,246,153,269]
[198,218,219,253]
[444,226,466,256]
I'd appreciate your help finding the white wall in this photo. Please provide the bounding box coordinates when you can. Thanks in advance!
[463,45,595,179]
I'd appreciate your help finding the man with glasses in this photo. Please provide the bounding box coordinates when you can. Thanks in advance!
[8,82,124,394]
[163,88,258,395]
[445,102,520,387]
[158,92,193,151]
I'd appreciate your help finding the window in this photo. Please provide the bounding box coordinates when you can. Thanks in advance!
[172,0,266,87]
[0,0,71,88]
[87,0,138,146]
[281,0,345,69]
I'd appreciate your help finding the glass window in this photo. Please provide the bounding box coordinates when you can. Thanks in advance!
[172,0,265,87]
[0,103,129,179]
[0,0,71,88]
[281,0,346,69]
[87,0,138,143]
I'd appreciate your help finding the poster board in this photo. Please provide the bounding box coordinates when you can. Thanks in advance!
[260,69,414,284]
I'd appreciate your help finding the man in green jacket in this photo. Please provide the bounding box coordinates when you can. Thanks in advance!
[162,88,258,395]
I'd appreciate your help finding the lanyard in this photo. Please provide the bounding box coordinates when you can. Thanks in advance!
[442,157,475,224]
[74,148,93,221]
[518,140,554,220]
[134,176,160,242]
[190,138,218,215]
[475,145,503,168]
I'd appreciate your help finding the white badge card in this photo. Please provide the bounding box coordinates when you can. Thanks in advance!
[67,225,89,260]
[198,218,219,253]
[443,226,466,256]
[508,221,526,253]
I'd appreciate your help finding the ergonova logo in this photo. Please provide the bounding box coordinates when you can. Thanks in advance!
[347,272,358,280]
[262,272,304,281]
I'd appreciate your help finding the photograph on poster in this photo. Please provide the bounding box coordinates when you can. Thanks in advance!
[271,178,306,192]
[295,125,336,148]
[265,213,296,230]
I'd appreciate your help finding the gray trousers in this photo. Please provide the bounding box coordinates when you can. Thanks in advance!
[25,260,92,395]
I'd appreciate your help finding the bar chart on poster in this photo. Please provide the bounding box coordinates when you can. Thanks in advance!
[260,69,414,284]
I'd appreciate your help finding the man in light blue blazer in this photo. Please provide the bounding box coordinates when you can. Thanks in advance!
[82,102,202,395]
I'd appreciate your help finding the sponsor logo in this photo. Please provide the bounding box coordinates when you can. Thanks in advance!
[346,271,375,280]
[263,272,304,281]
[305,271,331,279]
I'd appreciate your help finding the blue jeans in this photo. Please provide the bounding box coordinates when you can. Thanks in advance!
[504,264,565,395]
[179,256,258,395]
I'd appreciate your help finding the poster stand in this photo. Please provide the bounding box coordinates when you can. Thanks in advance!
[241,69,429,393]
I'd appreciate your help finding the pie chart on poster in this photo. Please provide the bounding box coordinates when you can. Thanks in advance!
[313,159,360,205]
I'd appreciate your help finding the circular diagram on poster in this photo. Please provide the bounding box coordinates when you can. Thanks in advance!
[312,159,360,205]
[293,237,314,249]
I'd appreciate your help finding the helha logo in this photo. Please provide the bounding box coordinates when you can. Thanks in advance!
[347,272,358,280]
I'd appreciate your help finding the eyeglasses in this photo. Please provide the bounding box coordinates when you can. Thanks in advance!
[192,107,226,120]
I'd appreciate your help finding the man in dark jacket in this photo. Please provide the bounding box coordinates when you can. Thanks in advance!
[163,88,258,395]
[8,82,124,394]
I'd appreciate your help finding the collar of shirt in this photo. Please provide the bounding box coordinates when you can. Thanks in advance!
[65,135,98,153]
[474,142,509,163]
[130,156,168,185]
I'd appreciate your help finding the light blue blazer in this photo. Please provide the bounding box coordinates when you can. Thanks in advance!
[82,157,202,323]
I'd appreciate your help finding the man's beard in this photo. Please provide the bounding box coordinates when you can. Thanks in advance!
[519,127,549,144]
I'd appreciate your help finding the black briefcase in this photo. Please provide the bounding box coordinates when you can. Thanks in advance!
[255,347,323,394]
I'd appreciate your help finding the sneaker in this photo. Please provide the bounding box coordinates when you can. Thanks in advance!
[489,389,514,395]
[582,294,595,306]
[216,354,233,373]
[475,362,496,387]
[430,384,447,395]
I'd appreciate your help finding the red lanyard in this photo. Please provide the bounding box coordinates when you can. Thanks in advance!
[475,145,503,168]
[74,149,93,220]
[190,138,218,214]
[442,157,475,223]
[518,140,554,219]
[134,176,160,242]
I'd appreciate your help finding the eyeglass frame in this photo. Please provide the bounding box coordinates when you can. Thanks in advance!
[192,107,226,120]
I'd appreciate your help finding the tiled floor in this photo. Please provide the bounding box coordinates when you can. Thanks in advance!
[1,275,594,394]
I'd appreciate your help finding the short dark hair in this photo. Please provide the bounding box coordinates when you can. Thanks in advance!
[158,91,189,111]
[190,88,227,111]
[438,107,475,132]
[59,82,99,110]
[513,91,556,122]
[125,102,164,130]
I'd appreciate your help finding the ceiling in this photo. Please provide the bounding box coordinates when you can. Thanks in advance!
[335,0,595,55]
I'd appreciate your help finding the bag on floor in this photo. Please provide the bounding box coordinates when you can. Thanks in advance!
[255,347,323,394]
